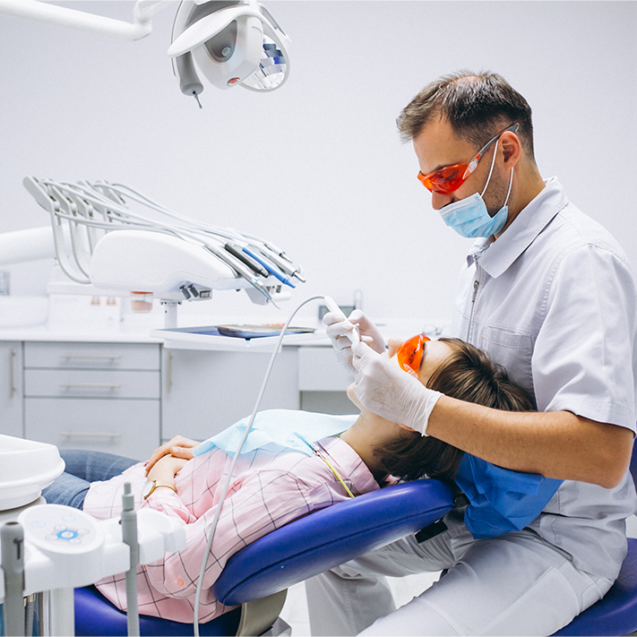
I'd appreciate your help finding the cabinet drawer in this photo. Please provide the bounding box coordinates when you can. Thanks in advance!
[298,347,354,391]
[25,398,159,461]
[24,342,160,370]
[25,369,160,398]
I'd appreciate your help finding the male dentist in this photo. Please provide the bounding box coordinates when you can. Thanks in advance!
[308,71,637,636]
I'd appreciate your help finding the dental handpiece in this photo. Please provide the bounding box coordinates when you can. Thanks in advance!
[323,296,360,344]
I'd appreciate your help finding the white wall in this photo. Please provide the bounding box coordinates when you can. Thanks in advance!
[0,1,635,328]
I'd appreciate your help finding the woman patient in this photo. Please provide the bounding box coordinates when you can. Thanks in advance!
[42,336,534,624]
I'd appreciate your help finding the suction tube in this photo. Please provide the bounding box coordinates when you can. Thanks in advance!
[192,295,333,636]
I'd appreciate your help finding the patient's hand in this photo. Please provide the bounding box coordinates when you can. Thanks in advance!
[146,454,188,484]
[145,435,198,476]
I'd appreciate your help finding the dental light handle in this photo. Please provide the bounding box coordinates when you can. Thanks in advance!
[1,521,26,637]
[121,483,140,637]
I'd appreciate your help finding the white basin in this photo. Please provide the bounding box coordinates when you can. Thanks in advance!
[0,435,64,510]
[0,296,49,328]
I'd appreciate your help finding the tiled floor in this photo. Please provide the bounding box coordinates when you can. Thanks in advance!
[279,571,441,636]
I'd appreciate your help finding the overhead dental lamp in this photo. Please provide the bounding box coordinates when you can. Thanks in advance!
[169,0,290,105]
[0,0,290,106]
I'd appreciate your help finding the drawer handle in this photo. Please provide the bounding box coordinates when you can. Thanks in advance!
[59,354,121,360]
[60,383,122,389]
[9,348,16,398]
[60,432,122,439]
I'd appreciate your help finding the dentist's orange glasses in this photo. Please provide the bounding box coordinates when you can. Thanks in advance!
[417,123,519,194]
[397,334,430,375]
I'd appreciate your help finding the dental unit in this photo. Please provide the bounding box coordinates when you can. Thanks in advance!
[21,177,305,328]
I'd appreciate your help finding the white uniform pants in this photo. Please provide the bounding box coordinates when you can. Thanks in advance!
[305,512,613,636]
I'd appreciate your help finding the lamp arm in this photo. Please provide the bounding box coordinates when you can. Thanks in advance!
[0,0,172,41]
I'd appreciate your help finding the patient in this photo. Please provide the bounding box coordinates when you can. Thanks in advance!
[42,336,534,624]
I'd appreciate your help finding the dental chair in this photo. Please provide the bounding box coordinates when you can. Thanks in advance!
[550,445,637,637]
[73,449,637,637]
[73,477,455,636]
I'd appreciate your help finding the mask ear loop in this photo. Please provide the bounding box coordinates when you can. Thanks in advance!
[503,165,514,207]
[480,139,499,198]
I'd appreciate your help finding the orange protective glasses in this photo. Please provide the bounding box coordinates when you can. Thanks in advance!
[417,123,519,194]
[397,334,430,375]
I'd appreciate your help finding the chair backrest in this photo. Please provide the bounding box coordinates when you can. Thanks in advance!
[212,477,454,606]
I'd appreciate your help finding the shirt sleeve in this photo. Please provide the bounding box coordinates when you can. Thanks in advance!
[141,469,316,599]
[532,242,637,431]
[141,488,197,524]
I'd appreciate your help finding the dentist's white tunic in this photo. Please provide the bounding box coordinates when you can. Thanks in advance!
[306,178,637,636]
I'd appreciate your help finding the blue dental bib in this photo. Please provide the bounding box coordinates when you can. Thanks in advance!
[455,454,563,539]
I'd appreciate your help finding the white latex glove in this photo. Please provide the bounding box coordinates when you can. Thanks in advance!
[351,341,443,435]
[323,309,386,370]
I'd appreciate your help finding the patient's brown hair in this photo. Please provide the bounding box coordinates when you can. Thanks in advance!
[375,338,534,483]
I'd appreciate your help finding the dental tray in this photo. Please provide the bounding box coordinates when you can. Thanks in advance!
[159,324,315,339]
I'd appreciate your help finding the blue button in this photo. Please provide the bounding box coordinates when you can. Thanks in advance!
[57,529,78,541]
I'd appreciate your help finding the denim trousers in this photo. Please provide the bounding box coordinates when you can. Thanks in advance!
[41,450,138,510]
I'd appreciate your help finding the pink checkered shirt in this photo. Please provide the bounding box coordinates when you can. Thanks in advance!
[83,437,378,624]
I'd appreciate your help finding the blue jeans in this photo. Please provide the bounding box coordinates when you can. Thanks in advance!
[41,450,138,510]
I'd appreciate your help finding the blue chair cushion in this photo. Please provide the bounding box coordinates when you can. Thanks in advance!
[553,538,637,636]
[74,478,453,635]
[74,586,241,636]
[214,478,454,605]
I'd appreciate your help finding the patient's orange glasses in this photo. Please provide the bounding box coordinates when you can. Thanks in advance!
[397,334,430,375]
[417,123,519,194]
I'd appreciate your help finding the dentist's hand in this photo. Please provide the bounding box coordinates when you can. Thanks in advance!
[351,341,443,435]
[323,310,386,370]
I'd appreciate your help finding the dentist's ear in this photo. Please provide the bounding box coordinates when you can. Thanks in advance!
[499,129,522,168]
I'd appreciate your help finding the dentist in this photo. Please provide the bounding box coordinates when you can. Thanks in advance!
[309,71,637,636]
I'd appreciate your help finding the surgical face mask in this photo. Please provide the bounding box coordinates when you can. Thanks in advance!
[438,140,514,239]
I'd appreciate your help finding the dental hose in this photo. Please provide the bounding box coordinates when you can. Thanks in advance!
[192,295,336,637]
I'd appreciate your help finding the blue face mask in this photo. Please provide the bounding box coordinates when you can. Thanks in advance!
[438,140,514,239]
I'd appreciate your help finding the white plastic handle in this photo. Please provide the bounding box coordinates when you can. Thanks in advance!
[323,296,359,344]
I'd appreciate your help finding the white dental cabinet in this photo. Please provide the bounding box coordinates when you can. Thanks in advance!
[0,330,358,460]
[0,296,437,460]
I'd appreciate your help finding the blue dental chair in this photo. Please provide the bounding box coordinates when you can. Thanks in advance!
[74,451,637,637]
[74,477,455,636]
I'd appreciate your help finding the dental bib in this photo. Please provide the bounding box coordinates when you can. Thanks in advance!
[455,454,563,539]
[193,409,357,457]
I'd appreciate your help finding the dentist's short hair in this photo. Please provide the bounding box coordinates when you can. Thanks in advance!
[375,338,534,483]
[396,70,535,159]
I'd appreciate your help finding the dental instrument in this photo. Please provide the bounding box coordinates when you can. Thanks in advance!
[189,294,347,635]
[121,483,140,637]
[323,296,360,343]
[22,177,305,327]
[1,522,24,637]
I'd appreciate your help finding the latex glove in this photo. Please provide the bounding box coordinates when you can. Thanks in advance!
[323,309,386,370]
[351,341,442,435]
